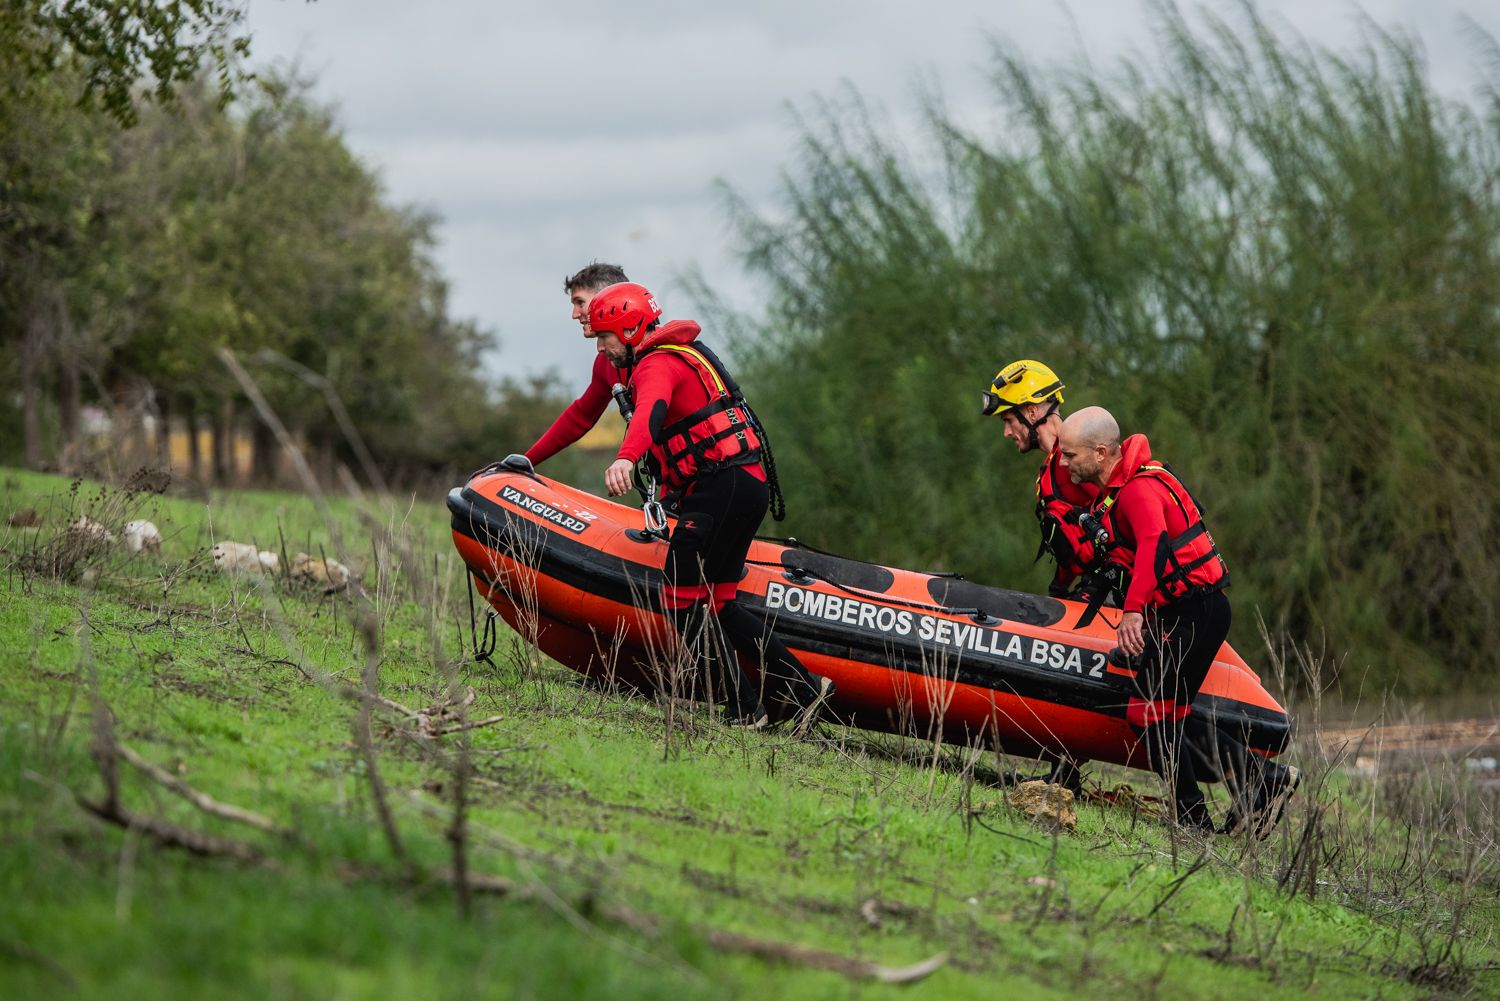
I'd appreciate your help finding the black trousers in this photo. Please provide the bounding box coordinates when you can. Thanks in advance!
[1131,590,1232,818]
[662,466,767,591]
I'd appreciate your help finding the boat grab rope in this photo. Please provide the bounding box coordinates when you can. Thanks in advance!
[466,571,498,667]
[751,533,965,579]
[742,555,998,624]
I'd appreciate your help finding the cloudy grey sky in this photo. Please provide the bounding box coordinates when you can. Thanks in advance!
[245,0,1498,384]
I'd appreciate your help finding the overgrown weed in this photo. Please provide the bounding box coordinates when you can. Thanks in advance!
[7,466,171,587]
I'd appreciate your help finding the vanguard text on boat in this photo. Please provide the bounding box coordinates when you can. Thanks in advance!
[448,467,1290,770]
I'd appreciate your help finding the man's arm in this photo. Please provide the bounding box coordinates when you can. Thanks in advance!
[525,356,617,466]
[1112,480,1172,656]
[606,358,673,496]
[616,358,673,465]
[1115,481,1171,615]
[1038,453,1102,594]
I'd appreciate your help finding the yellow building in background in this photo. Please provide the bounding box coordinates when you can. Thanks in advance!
[576,410,626,451]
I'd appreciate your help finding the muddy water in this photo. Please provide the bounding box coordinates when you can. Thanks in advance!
[1287,689,1500,791]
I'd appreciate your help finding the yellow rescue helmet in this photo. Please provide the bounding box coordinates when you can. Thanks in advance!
[980,359,1065,417]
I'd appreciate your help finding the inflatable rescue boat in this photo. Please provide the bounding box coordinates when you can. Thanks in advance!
[449,467,1290,770]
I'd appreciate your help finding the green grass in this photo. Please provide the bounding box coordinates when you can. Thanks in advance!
[1,468,1495,1000]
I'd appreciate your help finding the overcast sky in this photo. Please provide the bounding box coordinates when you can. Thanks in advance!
[244,1,1499,386]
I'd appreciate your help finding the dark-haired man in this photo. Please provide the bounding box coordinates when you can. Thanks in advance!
[522,261,632,467]
[980,359,1107,599]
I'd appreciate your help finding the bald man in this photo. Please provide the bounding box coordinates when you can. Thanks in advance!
[1058,407,1298,836]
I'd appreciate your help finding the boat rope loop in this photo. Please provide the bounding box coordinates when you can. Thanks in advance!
[745,403,787,522]
[466,571,498,667]
[752,534,964,578]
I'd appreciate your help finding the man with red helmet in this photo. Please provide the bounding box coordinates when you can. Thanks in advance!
[1058,406,1299,835]
[517,262,632,467]
[590,281,832,728]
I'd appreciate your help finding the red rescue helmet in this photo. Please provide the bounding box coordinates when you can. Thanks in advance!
[587,282,661,346]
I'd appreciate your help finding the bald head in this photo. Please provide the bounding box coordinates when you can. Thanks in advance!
[1061,406,1120,452]
[1057,406,1122,488]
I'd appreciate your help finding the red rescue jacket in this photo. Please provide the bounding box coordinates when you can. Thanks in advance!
[1094,434,1228,613]
[1035,446,1103,593]
[618,321,765,492]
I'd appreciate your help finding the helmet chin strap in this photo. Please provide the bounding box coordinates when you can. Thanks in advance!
[622,324,643,369]
[1016,401,1059,451]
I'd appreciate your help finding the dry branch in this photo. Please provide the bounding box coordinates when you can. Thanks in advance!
[114,741,290,837]
[341,684,501,741]
[706,928,947,985]
[355,615,409,870]
[76,793,264,862]
[430,714,505,737]
[601,902,947,983]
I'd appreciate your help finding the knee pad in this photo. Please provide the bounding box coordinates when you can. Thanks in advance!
[711,581,738,613]
[1125,697,1189,729]
[661,582,710,611]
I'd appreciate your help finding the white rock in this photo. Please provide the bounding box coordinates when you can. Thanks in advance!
[289,552,350,591]
[122,519,162,554]
[68,516,115,544]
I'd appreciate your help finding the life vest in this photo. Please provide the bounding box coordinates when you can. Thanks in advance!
[636,342,763,490]
[1034,453,1098,580]
[1100,462,1228,607]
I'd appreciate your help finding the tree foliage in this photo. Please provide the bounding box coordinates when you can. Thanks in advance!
[1,0,251,125]
[726,2,1500,692]
[2,31,509,487]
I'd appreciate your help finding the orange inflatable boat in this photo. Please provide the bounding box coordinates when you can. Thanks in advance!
[449,467,1290,769]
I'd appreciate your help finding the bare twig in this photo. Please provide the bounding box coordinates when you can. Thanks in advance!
[355,615,409,872]
[1147,853,1212,920]
[601,902,948,983]
[430,714,505,737]
[218,349,334,527]
[113,741,290,838]
[76,792,264,862]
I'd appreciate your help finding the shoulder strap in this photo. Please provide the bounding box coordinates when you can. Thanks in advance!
[652,344,730,397]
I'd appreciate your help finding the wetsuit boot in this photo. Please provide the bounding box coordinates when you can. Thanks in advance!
[670,602,766,727]
[716,600,834,727]
[1140,719,1215,833]
[1221,760,1301,837]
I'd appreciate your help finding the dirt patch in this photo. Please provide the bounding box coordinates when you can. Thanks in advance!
[1315,718,1500,755]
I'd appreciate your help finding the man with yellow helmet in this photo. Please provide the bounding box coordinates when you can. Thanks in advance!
[980,360,1102,791]
[981,360,1112,599]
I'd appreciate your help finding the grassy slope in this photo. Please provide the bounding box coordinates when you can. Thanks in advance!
[0,468,1494,1000]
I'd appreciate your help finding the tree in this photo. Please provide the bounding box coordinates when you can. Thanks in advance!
[1,1,255,469]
